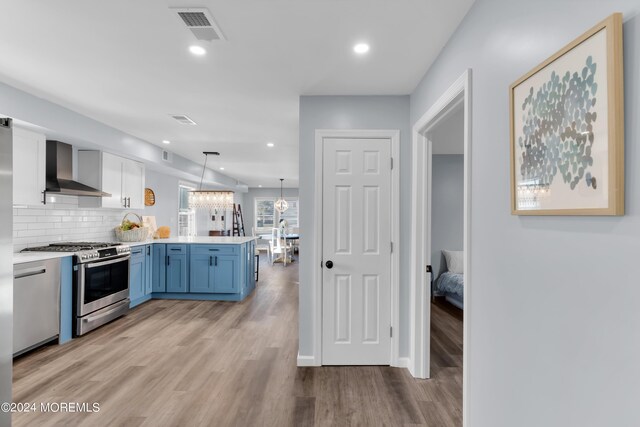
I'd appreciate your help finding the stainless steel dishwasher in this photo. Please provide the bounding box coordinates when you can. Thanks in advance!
[13,258,61,356]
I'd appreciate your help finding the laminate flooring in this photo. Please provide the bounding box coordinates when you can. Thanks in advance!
[13,258,463,427]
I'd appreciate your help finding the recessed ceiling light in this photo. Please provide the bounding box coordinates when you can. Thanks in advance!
[189,45,206,56]
[258,185,262,188]
[267,142,275,147]
[353,43,370,54]
[219,167,225,171]
[162,140,171,144]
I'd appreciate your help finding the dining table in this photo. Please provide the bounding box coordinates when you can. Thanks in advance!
[259,233,300,263]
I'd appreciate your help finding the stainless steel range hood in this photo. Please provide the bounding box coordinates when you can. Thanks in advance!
[46,140,111,197]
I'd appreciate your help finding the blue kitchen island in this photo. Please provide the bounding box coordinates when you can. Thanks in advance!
[127,236,256,308]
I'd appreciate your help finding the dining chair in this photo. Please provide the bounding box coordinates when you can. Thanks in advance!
[269,228,289,266]
[253,227,270,255]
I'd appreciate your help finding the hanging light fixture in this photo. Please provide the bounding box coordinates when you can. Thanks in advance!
[188,151,234,210]
[275,178,289,213]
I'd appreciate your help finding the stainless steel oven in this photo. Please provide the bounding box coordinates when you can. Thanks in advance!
[74,245,131,336]
[77,254,129,316]
[22,242,132,336]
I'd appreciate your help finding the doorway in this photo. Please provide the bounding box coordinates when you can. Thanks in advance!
[410,69,471,418]
[312,130,400,366]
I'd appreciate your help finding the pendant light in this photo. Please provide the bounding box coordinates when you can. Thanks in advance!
[275,178,289,213]
[188,151,234,210]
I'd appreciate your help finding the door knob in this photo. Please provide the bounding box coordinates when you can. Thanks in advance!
[325,260,333,269]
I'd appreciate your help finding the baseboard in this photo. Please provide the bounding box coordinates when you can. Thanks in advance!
[297,353,319,367]
[395,357,411,369]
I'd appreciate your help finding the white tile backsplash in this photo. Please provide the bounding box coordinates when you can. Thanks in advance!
[13,195,130,253]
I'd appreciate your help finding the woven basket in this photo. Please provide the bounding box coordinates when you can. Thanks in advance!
[114,212,149,242]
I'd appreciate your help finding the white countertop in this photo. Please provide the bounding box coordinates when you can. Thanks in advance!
[124,236,256,246]
[13,252,72,265]
[13,237,256,264]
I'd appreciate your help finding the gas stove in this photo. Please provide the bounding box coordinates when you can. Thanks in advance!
[22,242,130,262]
[23,241,132,336]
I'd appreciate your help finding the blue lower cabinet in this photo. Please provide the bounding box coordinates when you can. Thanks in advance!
[190,253,214,293]
[152,244,166,292]
[130,246,149,308]
[145,245,152,295]
[166,245,188,293]
[148,242,254,301]
[213,255,238,294]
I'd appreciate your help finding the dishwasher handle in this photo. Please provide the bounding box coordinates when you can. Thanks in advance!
[14,267,46,280]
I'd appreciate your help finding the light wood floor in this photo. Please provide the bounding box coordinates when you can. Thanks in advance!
[13,259,463,427]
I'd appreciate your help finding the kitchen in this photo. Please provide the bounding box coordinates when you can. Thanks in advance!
[9,124,258,340]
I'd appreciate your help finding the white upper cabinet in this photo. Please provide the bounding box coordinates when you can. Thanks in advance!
[122,158,145,209]
[78,151,145,209]
[13,127,46,206]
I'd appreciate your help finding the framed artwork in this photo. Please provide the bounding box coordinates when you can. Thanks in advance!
[510,13,624,215]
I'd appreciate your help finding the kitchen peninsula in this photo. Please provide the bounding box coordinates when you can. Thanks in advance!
[127,236,257,307]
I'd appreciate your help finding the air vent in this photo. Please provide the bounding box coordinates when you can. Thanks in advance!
[178,12,211,27]
[170,114,197,125]
[162,150,173,162]
[171,7,226,42]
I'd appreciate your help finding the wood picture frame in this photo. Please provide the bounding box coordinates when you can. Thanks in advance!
[509,13,624,215]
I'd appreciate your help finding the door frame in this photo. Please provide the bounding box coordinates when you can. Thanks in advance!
[311,129,401,367]
[410,70,471,409]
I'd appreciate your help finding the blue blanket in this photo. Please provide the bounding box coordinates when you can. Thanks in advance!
[434,272,464,298]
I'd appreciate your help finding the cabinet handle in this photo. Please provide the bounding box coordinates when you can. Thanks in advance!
[215,256,218,266]
[209,255,213,266]
[147,246,150,256]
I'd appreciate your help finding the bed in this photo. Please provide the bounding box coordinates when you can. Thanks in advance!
[432,250,464,309]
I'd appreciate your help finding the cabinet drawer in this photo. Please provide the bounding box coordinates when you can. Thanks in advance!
[130,246,146,258]
[190,245,239,255]
[166,244,187,254]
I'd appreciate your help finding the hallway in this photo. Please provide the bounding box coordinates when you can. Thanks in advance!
[13,260,462,426]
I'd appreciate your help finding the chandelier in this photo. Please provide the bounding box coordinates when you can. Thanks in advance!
[188,151,235,210]
[275,178,288,213]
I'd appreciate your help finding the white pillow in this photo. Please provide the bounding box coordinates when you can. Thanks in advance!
[442,250,464,274]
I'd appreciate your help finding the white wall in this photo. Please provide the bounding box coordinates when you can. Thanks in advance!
[298,95,411,358]
[144,169,181,235]
[431,155,464,276]
[411,1,640,426]
[243,187,300,234]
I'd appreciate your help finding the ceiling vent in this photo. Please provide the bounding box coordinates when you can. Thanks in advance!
[162,150,173,163]
[170,114,197,125]
[171,7,226,42]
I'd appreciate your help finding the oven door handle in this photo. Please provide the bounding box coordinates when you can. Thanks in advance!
[85,256,130,269]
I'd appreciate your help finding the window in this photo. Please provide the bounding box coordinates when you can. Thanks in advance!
[178,184,196,237]
[254,197,299,231]
[255,198,275,229]
[279,199,299,227]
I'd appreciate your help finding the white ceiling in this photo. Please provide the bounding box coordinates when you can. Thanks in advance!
[0,0,474,187]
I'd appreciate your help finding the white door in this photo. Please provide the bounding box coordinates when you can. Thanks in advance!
[13,127,45,206]
[101,152,124,209]
[322,137,392,365]
[122,158,145,209]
